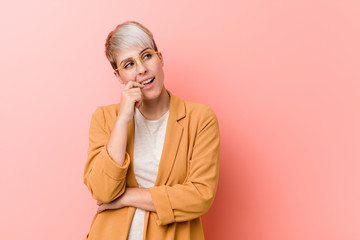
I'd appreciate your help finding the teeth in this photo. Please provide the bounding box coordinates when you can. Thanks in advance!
[142,78,154,85]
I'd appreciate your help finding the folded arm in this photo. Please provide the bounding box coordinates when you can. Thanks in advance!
[95,107,220,224]
[97,188,156,213]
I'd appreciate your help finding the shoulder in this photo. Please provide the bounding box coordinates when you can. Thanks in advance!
[168,90,217,122]
[91,102,120,122]
[168,90,218,122]
[183,99,218,122]
[177,98,220,138]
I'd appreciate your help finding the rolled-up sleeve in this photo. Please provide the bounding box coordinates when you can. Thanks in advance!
[149,107,220,225]
[83,107,130,203]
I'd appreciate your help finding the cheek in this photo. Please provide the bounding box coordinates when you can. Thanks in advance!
[154,65,164,78]
[121,76,135,84]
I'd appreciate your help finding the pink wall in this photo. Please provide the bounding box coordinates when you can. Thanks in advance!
[1,0,359,239]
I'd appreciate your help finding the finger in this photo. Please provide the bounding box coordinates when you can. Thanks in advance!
[123,88,141,106]
[121,89,142,104]
[97,201,103,206]
[97,204,108,213]
[97,206,104,213]
[136,102,143,109]
[124,81,144,90]
[127,87,143,95]
[135,98,143,109]
[129,91,143,108]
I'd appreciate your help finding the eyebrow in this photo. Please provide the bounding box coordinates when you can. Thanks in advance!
[119,47,151,66]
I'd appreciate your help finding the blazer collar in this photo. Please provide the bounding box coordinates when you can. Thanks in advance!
[167,89,186,121]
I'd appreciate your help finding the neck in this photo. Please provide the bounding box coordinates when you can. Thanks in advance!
[139,87,170,120]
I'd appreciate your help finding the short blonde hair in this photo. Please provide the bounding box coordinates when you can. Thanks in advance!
[105,21,158,71]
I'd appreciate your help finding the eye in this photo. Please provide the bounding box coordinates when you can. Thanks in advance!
[142,52,153,60]
[124,61,135,69]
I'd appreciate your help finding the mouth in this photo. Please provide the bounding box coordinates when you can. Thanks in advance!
[141,77,155,86]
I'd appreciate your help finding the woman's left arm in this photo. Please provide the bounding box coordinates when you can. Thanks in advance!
[97,188,156,213]
[149,107,220,225]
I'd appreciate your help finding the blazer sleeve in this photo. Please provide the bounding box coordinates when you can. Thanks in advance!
[149,106,220,225]
[83,106,130,203]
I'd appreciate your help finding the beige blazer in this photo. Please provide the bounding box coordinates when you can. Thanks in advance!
[83,90,220,239]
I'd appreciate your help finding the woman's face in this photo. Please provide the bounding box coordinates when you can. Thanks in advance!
[114,46,165,101]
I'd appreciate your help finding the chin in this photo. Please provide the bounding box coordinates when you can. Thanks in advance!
[141,76,165,100]
[143,88,162,101]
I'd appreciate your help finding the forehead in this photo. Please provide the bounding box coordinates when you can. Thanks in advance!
[116,46,151,63]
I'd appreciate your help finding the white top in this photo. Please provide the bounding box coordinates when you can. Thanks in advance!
[127,108,169,240]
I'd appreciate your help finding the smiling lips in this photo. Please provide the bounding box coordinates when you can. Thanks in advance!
[141,77,155,85]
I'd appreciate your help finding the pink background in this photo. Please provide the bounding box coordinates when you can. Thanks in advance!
[1,0,359,239]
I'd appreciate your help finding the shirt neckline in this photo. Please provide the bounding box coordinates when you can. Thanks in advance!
[135,108,170,123]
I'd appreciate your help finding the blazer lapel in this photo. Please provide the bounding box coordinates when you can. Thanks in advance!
[154,90,185,185]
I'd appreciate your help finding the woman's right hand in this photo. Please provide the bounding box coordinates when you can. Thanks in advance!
[117,81,144,124]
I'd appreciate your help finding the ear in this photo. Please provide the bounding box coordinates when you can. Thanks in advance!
[158,52,164,66]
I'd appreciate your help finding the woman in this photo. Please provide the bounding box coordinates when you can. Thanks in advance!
[83,21,220,240]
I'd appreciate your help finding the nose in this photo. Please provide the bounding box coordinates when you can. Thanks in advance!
[135,58,148,76]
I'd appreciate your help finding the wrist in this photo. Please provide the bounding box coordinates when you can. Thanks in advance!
[116,116,130,126]
[123,188,137,207]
